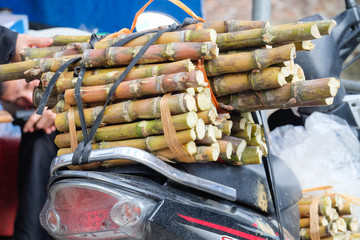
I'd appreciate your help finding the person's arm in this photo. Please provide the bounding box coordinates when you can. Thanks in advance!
[0,26,18,64]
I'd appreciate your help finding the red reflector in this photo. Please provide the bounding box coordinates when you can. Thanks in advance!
[54,187,118,234]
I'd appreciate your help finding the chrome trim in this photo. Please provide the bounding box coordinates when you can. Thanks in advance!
[50,147,237,201]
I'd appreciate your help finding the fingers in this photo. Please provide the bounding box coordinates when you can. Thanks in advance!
[23,112,41,133]
[24,35,53,48]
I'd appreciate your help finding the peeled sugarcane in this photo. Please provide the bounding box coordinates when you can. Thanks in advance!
[83,42,218,68]
[220,77,340,112]
[0,54,81,82]
[42,59,196,94]
[299,195,332,218]
[343,217,359,232]
[64,71,205,105]
[205,43,295,76]
[152,141,197,161]
[300,216,329,228]
[181,20,269,33]
[55,92,197,132]
[95,29,217,49]
[210,67,289,97]
[54,111,198,148]
[216,22,321,51]
[58,128,197,156]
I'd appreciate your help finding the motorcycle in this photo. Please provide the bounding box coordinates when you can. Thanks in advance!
[39,0,360,239]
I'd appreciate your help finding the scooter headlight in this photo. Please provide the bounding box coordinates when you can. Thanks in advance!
[40,179,157,240]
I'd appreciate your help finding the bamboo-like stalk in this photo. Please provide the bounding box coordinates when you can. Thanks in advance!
[195,125,217,144]
[0,54,81,82]
[239,146,263,165]
[54,111,198,148]
[328,193,344,210]
[58,128,197,155]
[20,46,79,61]
[214,126,223,140]
[299,216,329,228]
[51,35,91,46]
[220,135,247,163]
[336,218,348,232]
[216,22,320,51]
[343,217,358,232]
[195,119,206,140]
[95,29,217,49]
[83,42,219,68]
[301,224,338,240]
[197,108,218,125]
[41,59,196,94]
[339,202,352,216]
[298,195,314,205]
[55,93,197,132]
[194,91,212,111]
[231,123,252,141]
[152,141,197,161]
[217,140,233,159]
[299,196,332,217]
[210,67,289,97]
[205,43,295,76]
[216,120,233,135]
[181,20,269,33]
[193,145,220,162]
[294,40,315,51]
[327,208,340,222]
[221,78,340,112]
[231,117,247,133]
[64,71,205,105]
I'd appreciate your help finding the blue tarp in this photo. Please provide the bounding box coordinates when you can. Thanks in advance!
[1,0,203,33]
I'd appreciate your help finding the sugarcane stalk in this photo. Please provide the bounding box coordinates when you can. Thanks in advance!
[181,20,269,33]
[42,59,196,94]
[55,92,197,132]
[83,42,219,68]
[239,146,262,165]
[301,224,338,240]
[195,125,217,144]
[299,195,314,205]
[336,218,348,233]
[194,91,212,111]
[195,119,206,140]
[215,113,231,124]
[231,123,252,141]
[210,67,289,97]
[247,132,262,146]
[217,120,233,135]
[58,128,197,156]
[193,145,220,162]
[231,117,247,133]
[294,40,315,51]
[64,70,205,105]
[95,29,217,49]
[327,208,340,222]
[299,196,332,217]
[217,140,233,159]
[216,22,320,51]
[328,193,344,210]
[343,217,358,232]
[339,202,352,215]
[152,141,197,160]
[300,216,329,228]
[20,46,77,61]
[214,126,223,139]
[221,78,340,112]
[197,108,218,125]
[51,35,91,46]
[205,43,295,76]
[54,111,198,148]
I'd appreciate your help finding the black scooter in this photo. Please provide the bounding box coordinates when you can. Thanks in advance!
[39,1,360,239]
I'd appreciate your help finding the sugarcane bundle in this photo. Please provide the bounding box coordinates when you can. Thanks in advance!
[299,193,359,240]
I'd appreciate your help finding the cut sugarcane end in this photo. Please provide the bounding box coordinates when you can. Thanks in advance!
[311,24,321,39]
[195,119,206,140]
[329,78,340,97]
[185,111,199,129]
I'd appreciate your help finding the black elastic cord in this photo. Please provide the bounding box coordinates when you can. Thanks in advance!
[36,57,82,115]
[71,18,203,165]
[256,111,285,240]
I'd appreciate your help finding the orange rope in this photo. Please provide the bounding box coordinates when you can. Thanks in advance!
[101,0,205,41]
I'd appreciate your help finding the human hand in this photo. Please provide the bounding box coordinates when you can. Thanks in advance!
[23,108,56,134]
[12,34,53,62]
